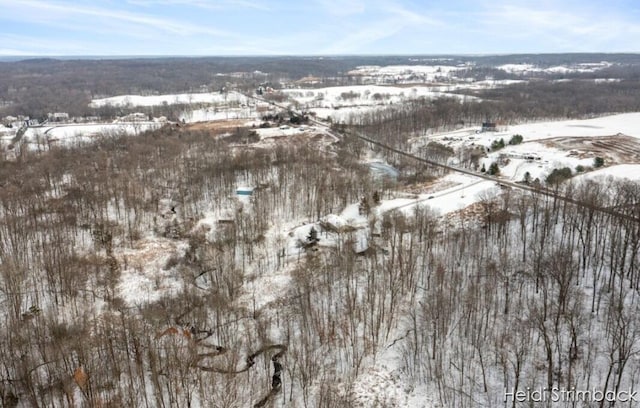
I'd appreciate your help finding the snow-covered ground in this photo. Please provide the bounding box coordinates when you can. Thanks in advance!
[573,163,640,182]
[281,63,627,124]
[422,113,640,145]
[310,105,390,123]
[90,91,248,108]
[413,113,640,183]
[497,61,612,75]
[462,78,527,89]
[18,122,163,149]
[479,141,596,182]
[282,84,469,122]
[283,85,454,106]
[179,106,257,123]
[89,91,276,124]
[254,125,306,139]
[7,63,640,408]
[352,61,614,79]
[117,237,188,306]
[346,64,465,83]
[504,113,640,140]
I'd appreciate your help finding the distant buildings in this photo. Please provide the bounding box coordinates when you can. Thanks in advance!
[48,112,69,122]
[2,116,20,128]
[498,152,541,162]
[2,115,36,128]
[116,112,149,122]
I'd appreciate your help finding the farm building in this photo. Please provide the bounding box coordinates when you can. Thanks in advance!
[481,122,497,132]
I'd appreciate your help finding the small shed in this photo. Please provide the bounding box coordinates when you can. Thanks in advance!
[236,187,254,196]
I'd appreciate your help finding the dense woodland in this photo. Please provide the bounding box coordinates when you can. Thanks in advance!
[1,55,640,407]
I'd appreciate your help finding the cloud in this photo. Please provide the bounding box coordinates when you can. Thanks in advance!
[127,0,269,11]
[0,0,234,38]
[382,2,444,26]
[316,1,446,54]
[1,0,639,55]
[468,1,640,52]
[315,0,365,16]
[319,18,414,54]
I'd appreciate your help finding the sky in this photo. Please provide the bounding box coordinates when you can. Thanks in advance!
[1,0,640,56]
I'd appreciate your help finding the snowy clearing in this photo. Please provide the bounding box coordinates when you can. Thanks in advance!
[179,106,257,123]
[412,113,640,183]
[90,91,248,108]
[346,64,465,82]
[506,113,640,141]
[282,84,470,122]
[573,163,640,182]
[497,61,612,74]
[19,122,163,148]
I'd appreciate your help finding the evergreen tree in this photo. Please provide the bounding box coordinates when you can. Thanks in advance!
[508,134,523,145]
[594,157,605,168]
[307,226,319,244]
[372,191,381,205]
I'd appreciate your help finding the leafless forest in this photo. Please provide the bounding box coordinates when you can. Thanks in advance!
[1,55,640,407]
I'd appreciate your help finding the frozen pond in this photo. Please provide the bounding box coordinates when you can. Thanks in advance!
[368,161,399,179]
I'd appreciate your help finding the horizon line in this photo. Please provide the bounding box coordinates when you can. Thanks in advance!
[2,51,640,61]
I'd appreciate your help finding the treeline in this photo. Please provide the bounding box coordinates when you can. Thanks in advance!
[0,56,380,118]
[465,79,640,117]
[4,54,640,119]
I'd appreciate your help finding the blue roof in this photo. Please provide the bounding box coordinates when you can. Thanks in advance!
[236,187,254,195]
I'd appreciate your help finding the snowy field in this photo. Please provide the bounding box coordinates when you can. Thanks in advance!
[345,62,612,81]
[497,61,612,74]
[90,91,276,124]
[420,112,640,141]
[281,64,625,123]
[179,106,258,123]
[90,91,248,108]
[574,163,640,182]
[282,84,456,106]
[282,84,471,122]
[413,113,640,184]
[18,122,163,149]
[504,112,640,140]
[346,64,466,83]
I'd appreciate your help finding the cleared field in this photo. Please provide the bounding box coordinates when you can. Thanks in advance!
[186,119,251,132]
[541,134,640,163]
